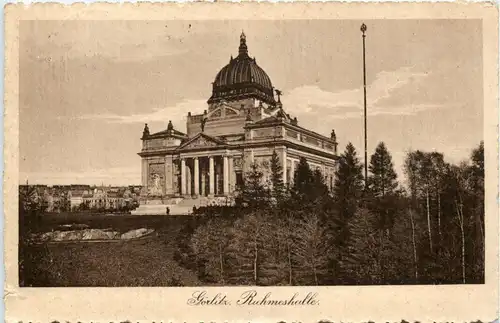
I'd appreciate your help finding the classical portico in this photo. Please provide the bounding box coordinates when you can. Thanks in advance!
[179,154,233,197]
[135,32,338,212]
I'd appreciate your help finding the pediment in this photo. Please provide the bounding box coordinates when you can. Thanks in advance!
[178,133,225,150]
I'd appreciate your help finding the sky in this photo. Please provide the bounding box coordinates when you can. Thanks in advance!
[19,19,483,186]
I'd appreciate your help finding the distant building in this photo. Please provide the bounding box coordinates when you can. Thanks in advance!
[19,184,141,212]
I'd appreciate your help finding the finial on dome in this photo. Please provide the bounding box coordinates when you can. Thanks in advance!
[239,31,248,56]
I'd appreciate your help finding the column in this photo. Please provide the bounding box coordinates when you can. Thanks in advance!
[186,163,192,196]
[223,155,229,195]
[201,170,206,197]
[209,156,215,196]
[180,158,186,196]
[141,159,148,187]
[281,148,287,185]
[229,156,235,193]
[193,157,199,197]
[290,160,296,185]
[164,156,173,195]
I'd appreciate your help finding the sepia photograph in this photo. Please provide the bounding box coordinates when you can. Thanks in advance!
[17,18,488,288]
[5,3,499,322]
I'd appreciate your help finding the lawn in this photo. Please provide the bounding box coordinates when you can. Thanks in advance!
[22,213,204,286]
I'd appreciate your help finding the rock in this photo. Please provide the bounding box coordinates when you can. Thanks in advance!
[120,228,154,240]
[81,229,117,240]
[34,228,152,242]
[58,223,90,231]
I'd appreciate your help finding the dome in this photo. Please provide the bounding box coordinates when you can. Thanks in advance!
[208,32,276,106]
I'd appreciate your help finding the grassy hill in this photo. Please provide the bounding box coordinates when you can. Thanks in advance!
[21,213,204,286]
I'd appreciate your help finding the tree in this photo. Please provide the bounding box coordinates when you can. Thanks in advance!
[269,150,286,204]
[334,143,364,214]
[344,207,415,285]
[311,169,329,199]
[231,213,273,285]
[291,157,314,201]
[367,142,399,234]
[274,213,297,285]
[293,213,330,285]
[236,162,270,209]
[333,143,364,238]
[404,150,434,254]
[190,218,234,284]
[19,185,51,286]
[330,143,364,279]
[19,185,43,215]
[428,152,447,238]
[448,164,470,283]
[470,141,484,269]
[368,142,398,198]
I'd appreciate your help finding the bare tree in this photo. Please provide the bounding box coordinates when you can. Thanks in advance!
[293,213,329,285]
[408,208,419,282]
[190,219,233,284]
[231,213,272,285]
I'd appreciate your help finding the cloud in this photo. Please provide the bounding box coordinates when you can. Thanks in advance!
[20,166,141,186]
[282,67,441,119]
[78,67,451,132]
[23,21,200,62]
[80,99,207,128]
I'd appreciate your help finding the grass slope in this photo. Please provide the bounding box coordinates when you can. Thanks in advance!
[22,213,203,286]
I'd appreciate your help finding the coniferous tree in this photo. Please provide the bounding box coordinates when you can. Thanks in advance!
[368,142,398,198]
[236,162,270,209]
[367,142,399,234]
[269,150,286,204]
[333,143,364,225]
[331,143,364,278]
[291,157,314,201]
[312,169,329,199]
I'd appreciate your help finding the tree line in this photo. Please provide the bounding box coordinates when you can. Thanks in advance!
[176,141,485,285]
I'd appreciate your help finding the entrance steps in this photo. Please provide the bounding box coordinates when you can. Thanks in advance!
[131,196,235,215]
[131,203,192,216]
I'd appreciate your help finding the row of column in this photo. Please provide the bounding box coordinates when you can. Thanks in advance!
[180,155,231,197]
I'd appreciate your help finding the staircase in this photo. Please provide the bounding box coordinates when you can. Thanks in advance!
[131,197,191,216]
[130,196,234,216]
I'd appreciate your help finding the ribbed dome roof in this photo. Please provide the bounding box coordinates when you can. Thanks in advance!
[208,32,276,105]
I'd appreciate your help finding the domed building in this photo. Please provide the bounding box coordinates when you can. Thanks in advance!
[136,32,338,213]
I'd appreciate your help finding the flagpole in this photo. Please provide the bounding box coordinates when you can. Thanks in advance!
[361,23,368,189]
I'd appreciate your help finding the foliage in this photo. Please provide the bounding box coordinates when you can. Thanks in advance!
[366,142,400,233]
[235,162,271,209]
[190,218,234,284]
[181,141,485,285]
[269,150,286,204]
[22,141,484,286]
[19,186,52,286]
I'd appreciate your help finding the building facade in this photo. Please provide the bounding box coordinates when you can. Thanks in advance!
[138,32,338,200]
